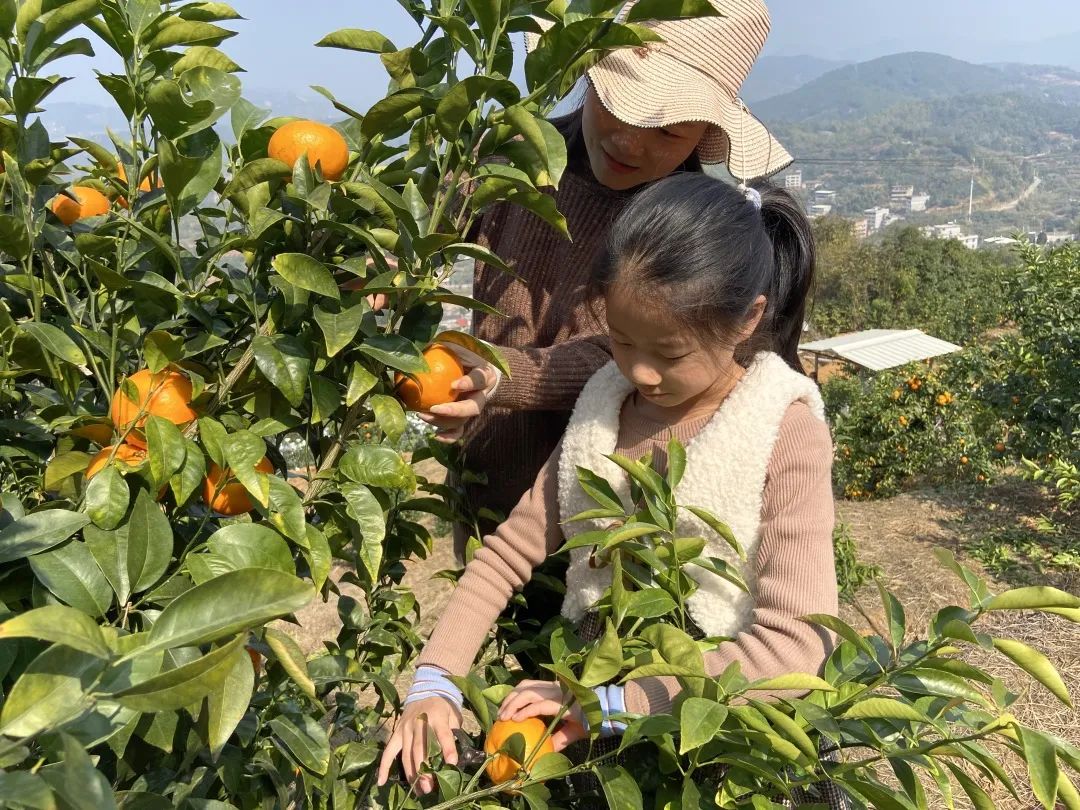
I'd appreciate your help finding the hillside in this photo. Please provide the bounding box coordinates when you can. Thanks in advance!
[754,52,1080,123]
[741,54,849,104]
[773,92,1080,233]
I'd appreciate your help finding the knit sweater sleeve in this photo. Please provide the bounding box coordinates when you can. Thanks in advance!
[491,335,612,411]
[624,402,838,716]
[415,441,566,674]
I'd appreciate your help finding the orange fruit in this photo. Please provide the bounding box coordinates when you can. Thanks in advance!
[110,368,197,449]
[960,456,969,465]
[395,344,465,412]
[202,456,274,515]
[483,718,555,786]
[71,422,115,446]
[85,443,146,479]
[116,162,161,208]
[51,185,110,225]
[898,415,908,426]
[994,442,1006,452]
[268,120,350,181]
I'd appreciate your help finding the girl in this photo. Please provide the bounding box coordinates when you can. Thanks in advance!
[423,0,794,556]
[378,173,838,797]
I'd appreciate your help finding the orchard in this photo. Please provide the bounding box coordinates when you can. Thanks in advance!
[0,2,1077,809]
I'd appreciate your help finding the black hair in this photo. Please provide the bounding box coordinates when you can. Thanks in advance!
[593,172,816,372]
[551,81,705,177]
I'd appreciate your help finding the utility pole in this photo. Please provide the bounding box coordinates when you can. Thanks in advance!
[967,164,975,225]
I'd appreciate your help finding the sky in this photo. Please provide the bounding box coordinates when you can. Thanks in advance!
[49,0,1080,111]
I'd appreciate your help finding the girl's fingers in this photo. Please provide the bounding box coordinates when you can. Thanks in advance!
[376,731,404,785]
[432,719,459,768]
[427,393,485,419]
[407,721,428,789]
[509,698,566,722]
[451,366,497,393]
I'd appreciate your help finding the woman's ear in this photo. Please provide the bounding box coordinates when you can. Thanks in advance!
[736,295,768,344]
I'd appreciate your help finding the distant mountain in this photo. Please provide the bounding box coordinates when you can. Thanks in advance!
[755,52,1080,124]
[741,55,849,104]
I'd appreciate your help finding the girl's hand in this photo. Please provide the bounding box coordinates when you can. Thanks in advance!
[420,344,500,443]
[497,680,588,751]
[377,696,463,795]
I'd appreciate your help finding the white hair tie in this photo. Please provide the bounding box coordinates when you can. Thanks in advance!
[739,184,762,211]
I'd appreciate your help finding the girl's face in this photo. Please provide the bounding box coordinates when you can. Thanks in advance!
[581,86,708,191]
[605,282,765,412]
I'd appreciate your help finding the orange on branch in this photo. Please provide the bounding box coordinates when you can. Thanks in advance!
[483,718,555,786]
[85,443,147,479]
[116,162,161,207]
[51,185,110,225]
[202,456,274,516]
[268,120,350,181]
[395,344,465,412]
[110,368,196,448]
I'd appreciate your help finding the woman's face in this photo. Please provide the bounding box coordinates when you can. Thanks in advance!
[581,85,709,190]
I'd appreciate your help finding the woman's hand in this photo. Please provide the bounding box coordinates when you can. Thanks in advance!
[377,696,463,795]
[497,680,588,751]
[340,255,396,310]
[420,344,501,443]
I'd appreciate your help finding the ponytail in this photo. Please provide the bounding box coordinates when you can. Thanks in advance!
[753,182,816,374]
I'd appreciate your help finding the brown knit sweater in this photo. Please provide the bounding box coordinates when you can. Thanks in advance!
[418,395,838,716]
[462,165,635,526]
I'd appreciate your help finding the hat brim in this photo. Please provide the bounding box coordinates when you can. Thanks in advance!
[587,48,792,180]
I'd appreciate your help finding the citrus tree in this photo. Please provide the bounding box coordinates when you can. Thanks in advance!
[0,0,697,805]
[0,2,1077,809]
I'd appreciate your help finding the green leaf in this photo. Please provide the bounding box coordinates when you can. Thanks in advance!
[985,586,1080,612]
[464,0,500,39]
[145,18,234,50]
[944,761,996,810]
[145,67,240,139]
[172,43,242,73]
[580,618,623,687]
[264,626,316,700]
[29,540,113,617]
[435,75,519,139]
[0,644,103,736]
[309,374,340,424]
[992,637,1072,707]
[19,321,87,366]
[340,445,415,491]
[112,635,245,712]
[143,330,183,373]
[624,0,721,22]
[801,613,877,658]
[751,699,817,760]
[840,697,931,723]
[0,605,110,658]
[369,394,406,444]
[272,253,340,300]
[877,580,906,650]
[135,569,313,655]
[435,330,511,377]
[41,732,118,810]
[207,523,293,574]
[223,157,289,195]
[748,673,836,692]
[345,362,378,406]
[314,300,368,358]
[315,27,395,53]
[0,772,54,810]
[205,643,254,754]
[593,765,642,810]
[685,505,744,560]
[253,334,311,407]
[85,463,129,530]
[269,714,331,775]
[145,414,187,486]
[893,668,988,706]
[126,487,173,594]
[341,482,386,584]
[170,439,205,506]
[1019,726,1059,810]
[624,588,676,619]
[679,697,727,753]
[360,88,427,140]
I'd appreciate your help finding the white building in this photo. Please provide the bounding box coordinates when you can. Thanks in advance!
[814,189,836,206]
[921,222,964,240]
[959,234,980,250]
[890,185,914,207]
[784,170,803,190]
[910,193,930,213]
[864,206,890,231]
[808,203,833,218]
[1045,231,1076,245]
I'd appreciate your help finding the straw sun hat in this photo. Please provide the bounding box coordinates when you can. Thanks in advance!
[527,0,792,181]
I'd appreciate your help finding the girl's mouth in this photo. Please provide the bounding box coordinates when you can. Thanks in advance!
[602,148,639,175]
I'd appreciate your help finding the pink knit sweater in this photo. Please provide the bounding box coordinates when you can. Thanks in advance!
[418,395,838,715]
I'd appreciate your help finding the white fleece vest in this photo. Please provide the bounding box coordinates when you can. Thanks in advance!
[558,352,827,638]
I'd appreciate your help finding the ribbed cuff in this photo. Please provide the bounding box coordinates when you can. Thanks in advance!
[591,684,628,737]
[404,665,464,709]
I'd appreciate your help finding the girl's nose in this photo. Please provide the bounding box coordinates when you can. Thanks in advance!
[612,126,646,159]
[628,361,662,387]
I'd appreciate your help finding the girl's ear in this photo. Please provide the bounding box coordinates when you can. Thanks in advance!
[735,295,768,344]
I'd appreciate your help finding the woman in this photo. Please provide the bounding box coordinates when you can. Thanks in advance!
[427,0,793,570]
